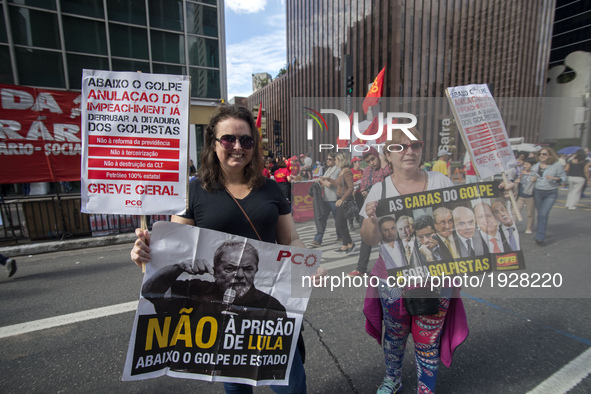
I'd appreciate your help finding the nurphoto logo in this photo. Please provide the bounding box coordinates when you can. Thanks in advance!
[303,108,418,152]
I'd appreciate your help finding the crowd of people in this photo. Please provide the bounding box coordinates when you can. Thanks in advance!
[508,147,589,245]
[129,103,590,394]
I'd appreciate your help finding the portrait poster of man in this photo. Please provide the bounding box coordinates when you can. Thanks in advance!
[123,221,320,386]
[373,180,525,279]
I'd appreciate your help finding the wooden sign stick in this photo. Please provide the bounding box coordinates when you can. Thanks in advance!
[141,216,147,273]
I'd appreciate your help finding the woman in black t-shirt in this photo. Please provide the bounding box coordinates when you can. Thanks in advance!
[131,105,326,394]
[564,149,590,210]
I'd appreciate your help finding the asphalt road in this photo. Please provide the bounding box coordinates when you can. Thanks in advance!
[0,189,590,393]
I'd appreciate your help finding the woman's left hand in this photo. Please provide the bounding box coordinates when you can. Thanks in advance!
[335,199,343,207]
[311,267,328,287]
[499,179,515,191]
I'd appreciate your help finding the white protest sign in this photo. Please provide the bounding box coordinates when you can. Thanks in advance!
[446,84,517,179]
[123,222,321,386]
[81,70,190,215]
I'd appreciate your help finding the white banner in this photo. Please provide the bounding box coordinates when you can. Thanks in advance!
[123,222,321,386]
[446,84,517,179]
[81,70,190,215]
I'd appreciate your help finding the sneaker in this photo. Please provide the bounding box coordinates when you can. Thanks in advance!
[525,230,533,234]
[307,241,322,248]
[347,270,364,277]
[334,247,348,253]
[345,244,356,255]
[535,239,545,246]
[6,258,17,277]
[377,377,402,394]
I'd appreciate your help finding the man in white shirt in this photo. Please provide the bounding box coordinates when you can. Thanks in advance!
[452,206,489,257]
[491,200,520,252]
[474,202,504,253]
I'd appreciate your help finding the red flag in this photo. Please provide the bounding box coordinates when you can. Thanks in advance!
[376,117,396,144]
[336,111,355,148]
[353,115,396,145]
[362,65,386,114]
[255,102,263,156]
[255,101,262,131]
[353,115,379,145]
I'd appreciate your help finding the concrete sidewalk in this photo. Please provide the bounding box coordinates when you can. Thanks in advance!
[0,232,137,258]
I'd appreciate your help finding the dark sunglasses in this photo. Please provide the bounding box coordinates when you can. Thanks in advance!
[215,134,255,150]
[392,141,424,152]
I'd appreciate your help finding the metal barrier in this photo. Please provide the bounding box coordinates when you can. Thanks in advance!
[0,194,168,245]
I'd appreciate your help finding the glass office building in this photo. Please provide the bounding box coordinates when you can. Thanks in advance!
[0,0,226,100]
[0,0,227,168]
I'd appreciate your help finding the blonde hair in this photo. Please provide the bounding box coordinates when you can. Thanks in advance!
[334,152,350,168]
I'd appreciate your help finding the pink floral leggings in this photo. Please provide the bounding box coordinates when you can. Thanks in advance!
[378,285,450,394]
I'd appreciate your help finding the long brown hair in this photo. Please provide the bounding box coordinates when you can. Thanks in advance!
[198,105,265,191]
[539,147,558,165]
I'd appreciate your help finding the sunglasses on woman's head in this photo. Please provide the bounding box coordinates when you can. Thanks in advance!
[215,134,255,150]
[393,141,424,152]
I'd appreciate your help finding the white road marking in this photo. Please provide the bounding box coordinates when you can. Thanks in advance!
[526,347,591,394]
[0,228,367,341]
[0,301,138,339]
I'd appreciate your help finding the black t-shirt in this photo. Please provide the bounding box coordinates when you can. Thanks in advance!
[179,178,291,243]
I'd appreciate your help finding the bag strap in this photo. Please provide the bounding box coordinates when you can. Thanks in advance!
[225,187,262,242]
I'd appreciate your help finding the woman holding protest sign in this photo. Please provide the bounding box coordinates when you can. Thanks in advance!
[131,104,326,394]
[360,128,468,394]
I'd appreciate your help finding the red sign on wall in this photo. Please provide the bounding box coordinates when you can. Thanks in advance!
[0,84,82,183]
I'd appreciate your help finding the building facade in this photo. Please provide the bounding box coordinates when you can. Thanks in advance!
[0,0,227,173]
[247,75,290,157]
[269,0,555,160]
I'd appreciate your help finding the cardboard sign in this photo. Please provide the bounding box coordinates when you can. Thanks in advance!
[446,84,517,179]
[81,70,190,215]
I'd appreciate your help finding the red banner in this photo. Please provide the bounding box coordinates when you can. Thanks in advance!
[0,84,82,183]
[292,181,315,223]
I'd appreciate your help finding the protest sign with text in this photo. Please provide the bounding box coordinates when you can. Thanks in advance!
[446,84,517,179]
[373,181,525,280]
[123,222,320,386]
[81,70,190,215]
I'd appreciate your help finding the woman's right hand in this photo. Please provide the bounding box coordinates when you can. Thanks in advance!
[131,228,151,268]
[365,201,378,221]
